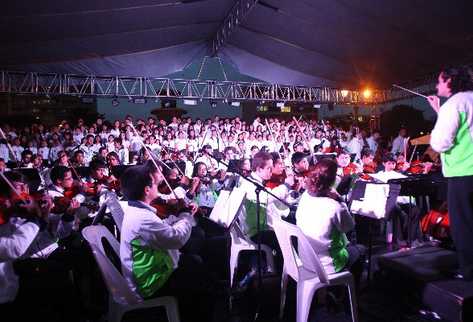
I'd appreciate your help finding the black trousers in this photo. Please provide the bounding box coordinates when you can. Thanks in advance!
[151,254,225,322]
[344,244,366,290]
[448,175,473,280]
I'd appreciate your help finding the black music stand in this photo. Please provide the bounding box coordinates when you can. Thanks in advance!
[74,166,90,180]
[349,181,401,281]
[227,160,241,173]
[110,165,133,179]
[14,168,42,192]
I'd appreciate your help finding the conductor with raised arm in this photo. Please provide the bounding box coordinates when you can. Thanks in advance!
[428,66,473,280]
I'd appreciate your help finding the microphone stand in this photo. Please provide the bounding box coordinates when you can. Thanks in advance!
[210,155,295,321]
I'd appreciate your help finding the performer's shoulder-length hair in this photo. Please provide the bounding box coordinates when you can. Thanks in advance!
[440,66,473,94]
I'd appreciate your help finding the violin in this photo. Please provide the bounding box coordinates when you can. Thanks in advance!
[83,175,118,196]
[405,160,435,175]
[151,197,190,219]
[343,163,361,176]
[266,172,286,189]
[0,191,46,223]
[363,161,377,174]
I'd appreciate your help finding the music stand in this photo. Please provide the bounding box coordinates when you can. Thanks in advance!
[110,165,133,179]
[74,166,90,180]
[227,160,241,173]
[14,168,42,192]
[350,181,401,280]
[208,188,247,229]
[313,153,337,163]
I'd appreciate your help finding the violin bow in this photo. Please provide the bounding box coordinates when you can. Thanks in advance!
[292,116,316,163]
[265,119,284,161]
[129,123,178,200]
[161,145,186,178]
[0,171,21,197]
[194,126,209,163]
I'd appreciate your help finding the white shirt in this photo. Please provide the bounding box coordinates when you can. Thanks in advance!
[0,218,39,303]
[0,144,9,161]
[120,201,195,298]
[296,192,354,274]
[391,136,406,155]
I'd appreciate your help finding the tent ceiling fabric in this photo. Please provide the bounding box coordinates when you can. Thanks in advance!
[2,0,473,88]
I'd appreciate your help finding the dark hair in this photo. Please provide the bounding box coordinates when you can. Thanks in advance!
[89,159,106,171]
[361,148,373,159]
[251,151,272,171]
[382,153,396,163]
[121,165,153,201]
[440,66,473,94]
[21,149,33,158]
[192,162,206,177]
[73,150,84,157]
[50,165,72,184]
[291,152,307,166]
[107,151,120,164]
[307,158,337,196]
[270,152,281,163]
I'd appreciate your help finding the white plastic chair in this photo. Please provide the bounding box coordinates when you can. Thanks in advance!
[82,225,180,322]
[229,224,275,287]
[272,218,358,322]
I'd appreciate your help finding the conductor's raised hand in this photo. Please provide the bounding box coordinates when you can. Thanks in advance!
[427,95,440,113]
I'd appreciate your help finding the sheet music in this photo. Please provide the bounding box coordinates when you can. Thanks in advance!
[351,183,390,219]
[209,188,246,228]
[369,171,406,183]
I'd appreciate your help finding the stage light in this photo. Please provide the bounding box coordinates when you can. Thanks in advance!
[184,99,197,106]
[313,104,321,109]
[210,101,217,108]
[276,102,285,108]
[363,88,372,99]
[231,101,240,107]
[133,98,147,104]
[341,89,349,98]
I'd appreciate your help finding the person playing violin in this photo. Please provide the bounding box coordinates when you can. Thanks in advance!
[55,150,70,167]
[295,158,365,291]
[119,164,222,322]
[335,150,362,196]
[187,162,224,216]
[265,152,300,222]
[48,166,88,238]
[336,150,360,177]
[394,153,411,173]
[195,144,218,176]
[0,171,81,321]
[360,148,378,174]
[85,159,117,197]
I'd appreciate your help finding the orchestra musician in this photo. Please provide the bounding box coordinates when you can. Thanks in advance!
[187,162,223,216]
[119,164,222,322]
[195,144,218,176]
[360,148,378,174]
[0,171,81,321]
[296,158,365,290]
[48,166,92,235]
[373,153,422,246]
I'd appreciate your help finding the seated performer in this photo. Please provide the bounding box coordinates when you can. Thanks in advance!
[119,164,222,322]
[296,158,365,288]
[371,153,421,246]
[188,162,223,216]
[0,171,81,321]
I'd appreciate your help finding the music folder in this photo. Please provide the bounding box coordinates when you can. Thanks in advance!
[349,181,400,220]
[209,188,247,228]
